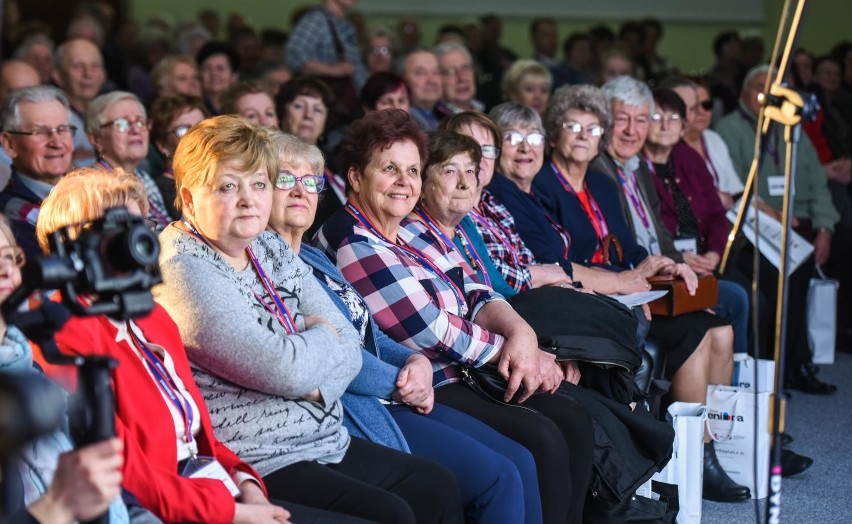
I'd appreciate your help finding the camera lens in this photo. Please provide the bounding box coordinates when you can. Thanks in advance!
[104,223,160,271]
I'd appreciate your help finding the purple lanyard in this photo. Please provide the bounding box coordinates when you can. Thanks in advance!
[615,166,651,229]
[345,202,466,312]
[531,187,572,259]
[127,324,194,446]
[469,208,523,268]
[99,157,171,227]
[324,168,346,203]
[181,218,299,333]
[414,207,492,287]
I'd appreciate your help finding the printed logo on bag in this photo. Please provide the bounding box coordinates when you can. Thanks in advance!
[707,410,744,422]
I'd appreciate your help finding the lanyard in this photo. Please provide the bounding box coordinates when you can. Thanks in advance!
[413,207,492,288]
[324,167,346,204]
[550,161,609,241]
[181,218,299,333]
[699,136,720,186]
[469,208,523,269]
[615,166,651,229]
[345,202,466,311]
[127,324,195,447]
[530,187,571,259]
[99,157,171,227]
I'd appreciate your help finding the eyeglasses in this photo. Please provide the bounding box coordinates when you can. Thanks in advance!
[100,118,150,133]
[275,171,325,193]
[649,113,682,126]
[440,64,473,78]
[562,121,604,137]
[480,145,500,159]
[698,100,713,111]
[6,124,77,141]
[503,131,545,148]
[169,125,192,139]
[0,246,25,268]
[370,46,391,56]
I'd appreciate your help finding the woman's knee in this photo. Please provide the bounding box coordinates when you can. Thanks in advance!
[710,325,734,358]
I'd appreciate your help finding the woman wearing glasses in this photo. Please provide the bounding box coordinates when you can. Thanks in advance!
[86,91,173,229]
[149,94,209,218]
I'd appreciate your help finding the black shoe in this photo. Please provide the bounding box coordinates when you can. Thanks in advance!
[781,448,813,477]
[703,441,751,502]
[780,432,794,446]
[786,365,838,395]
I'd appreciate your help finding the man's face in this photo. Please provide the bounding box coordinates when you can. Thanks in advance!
[608,100,650,163]
[403,51,441,108]
[531,21,558,58]
[438,49,476,108]
[742,72,768,114]
[1,100,73,182]
[0,62,40,105]
[53,39,105,105]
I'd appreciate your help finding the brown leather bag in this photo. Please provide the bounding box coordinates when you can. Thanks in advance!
[647,274,719,316]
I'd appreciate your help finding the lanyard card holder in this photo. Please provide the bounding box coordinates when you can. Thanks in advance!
[181,455,241,497]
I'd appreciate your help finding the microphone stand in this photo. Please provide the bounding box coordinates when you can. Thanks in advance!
[719,1,810,521]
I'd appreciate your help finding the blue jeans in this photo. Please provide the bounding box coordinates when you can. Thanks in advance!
[389,403,540,524]
[714,278,749,354]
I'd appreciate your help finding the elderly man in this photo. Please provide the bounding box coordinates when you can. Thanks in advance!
[434,42,484,117]
[0,61,42,190]
[0,86,74,258]
[51,38,105,168]
[398,48,442,131]
[717,64,852,364]
[13,34,55,85]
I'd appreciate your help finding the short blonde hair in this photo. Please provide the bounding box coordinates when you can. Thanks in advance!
[152,54,198,95]
[172,115,278,212]
[219,80,273,116]
[36,168,149,254]
[502,59,553,102]
[271,131,325,174]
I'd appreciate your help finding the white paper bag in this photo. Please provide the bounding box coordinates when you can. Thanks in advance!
[731,355,775,392]
[651,402,705,524]
[807,266,839,364]
[706,385,771,499]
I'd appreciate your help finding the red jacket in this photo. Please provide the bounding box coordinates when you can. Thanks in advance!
[54,304,265,524]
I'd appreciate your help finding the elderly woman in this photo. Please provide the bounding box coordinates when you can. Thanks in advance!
[36,168,295,523]
[153,115,462,523]
[86,91,173,229]
[360,71,411,114]
[267,131,537,524]
[315,108,594,524]
[151,54,203,98]
[502,59,553,116]
[149,94,208,217]
[219,80,279,128]
[196,41,240,115]
[364,27,397,74]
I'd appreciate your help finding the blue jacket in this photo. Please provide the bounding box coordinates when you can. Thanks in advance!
[299,243,412,453]
[534,162,649,269]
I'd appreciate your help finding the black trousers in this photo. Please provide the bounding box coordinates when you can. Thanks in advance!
[263,437,463,524]
[436,382,595,524]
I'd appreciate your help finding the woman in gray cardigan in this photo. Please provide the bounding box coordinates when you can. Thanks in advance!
[154,115,462,524]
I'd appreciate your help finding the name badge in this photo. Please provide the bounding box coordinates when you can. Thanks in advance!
[767,176,785,197]
[648,238,661,256]
[674,237,698,254]
[181,456,240,497]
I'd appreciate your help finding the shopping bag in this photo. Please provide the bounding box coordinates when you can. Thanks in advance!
[706,385,771,499]
[807,266,839,364]
[730,355,775,392]
[650,402,705,524]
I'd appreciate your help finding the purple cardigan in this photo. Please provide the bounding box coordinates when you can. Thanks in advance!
[649,141,731,255]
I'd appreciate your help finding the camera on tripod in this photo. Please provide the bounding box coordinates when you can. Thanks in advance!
[1,205,162,459]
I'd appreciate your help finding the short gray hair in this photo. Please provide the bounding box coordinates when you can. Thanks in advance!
[544,84,611,149]
[176,25,212,55]
[742,64,774,93]
[12,34,55,59]
[395,47,436,76]
[85,91,146,135]
[271,131,325,175]
[1,85,70,132]
[433,42,473,66]
[601,75,654,114]
[53,37,103,72]
[489,102,544,134]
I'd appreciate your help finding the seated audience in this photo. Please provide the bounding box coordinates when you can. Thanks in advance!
[434,42,485,116]
[196,41,240,114]
[150,54,202,99]
[219,80,279,128]
[364,27,396,74]
[13,34,55,85]
[154,115,464,523]
[399,48,443,131]
[316,108,595,524]
[0,60,41,189]
[502,59,552,116]
[360,71,410,114]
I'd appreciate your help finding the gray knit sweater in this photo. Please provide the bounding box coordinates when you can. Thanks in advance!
[154,225,362,475]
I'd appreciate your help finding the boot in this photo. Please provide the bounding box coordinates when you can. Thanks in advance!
[702,441,751,502]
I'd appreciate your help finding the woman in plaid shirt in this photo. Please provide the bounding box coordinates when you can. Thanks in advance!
[316,109,595,524]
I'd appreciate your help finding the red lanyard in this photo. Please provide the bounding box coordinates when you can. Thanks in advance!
[181,218,299,334]
[550,161,609,242]
[615,166,651,229]
[413,207,492,287]
[127,324,194,446]
[345,202,466,311]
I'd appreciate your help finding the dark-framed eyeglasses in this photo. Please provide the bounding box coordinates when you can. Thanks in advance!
[275,171,325,193]
[480,145,500,159]
[562,121,604,137]
[0,245,25,268]
[503,131,545,148]
[6,124,77,141]
[100,118,150,133]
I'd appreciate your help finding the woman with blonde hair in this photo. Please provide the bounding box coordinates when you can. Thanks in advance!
[502,59,552,115]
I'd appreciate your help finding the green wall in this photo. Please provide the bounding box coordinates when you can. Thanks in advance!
[131,0,850,73]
